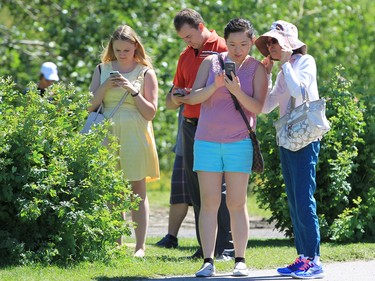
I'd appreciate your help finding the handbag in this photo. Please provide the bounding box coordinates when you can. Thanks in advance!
[216,53,264,174]
[273,86,331,151]
[80,93,128,134]
[80,104,105,134]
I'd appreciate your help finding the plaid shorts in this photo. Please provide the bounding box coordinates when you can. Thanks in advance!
[170,154,192,205]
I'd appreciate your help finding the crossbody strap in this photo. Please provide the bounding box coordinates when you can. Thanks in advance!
[108,66,149,118]
[216,54,256,137]
[107,92,129,118]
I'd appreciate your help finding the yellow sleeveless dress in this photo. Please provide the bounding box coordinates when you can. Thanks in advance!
[100,62,159,182]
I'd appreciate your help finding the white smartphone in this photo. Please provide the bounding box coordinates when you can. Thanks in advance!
[110,70,120,76]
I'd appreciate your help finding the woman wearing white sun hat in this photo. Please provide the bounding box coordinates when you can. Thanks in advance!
[255,20,325,280]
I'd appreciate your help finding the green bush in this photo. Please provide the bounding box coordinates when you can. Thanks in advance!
[254,66,371,242]
[330,188,375,242]
[0,77,137,265]
[333,76,375,242]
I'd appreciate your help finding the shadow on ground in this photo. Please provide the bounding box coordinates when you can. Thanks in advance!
[94,239,294,281]
[95,273,291,281]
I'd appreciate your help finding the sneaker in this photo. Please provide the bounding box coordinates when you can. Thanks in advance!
[233,262,249,276]
[195,262,215,277]
[155,234,178,249]
[277,256,309,276]
[291,261,325,279]
[216,249,235,262]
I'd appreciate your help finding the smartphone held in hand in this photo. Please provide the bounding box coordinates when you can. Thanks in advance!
[224,62,236,80]
[110,70,120,76]
[173,89,185,97]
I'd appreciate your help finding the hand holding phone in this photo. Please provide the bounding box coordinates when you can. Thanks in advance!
[173,88,185,97]
[224,62,236,80]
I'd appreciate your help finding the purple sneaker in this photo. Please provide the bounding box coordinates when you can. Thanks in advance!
[277,256,309,276]
[291,260,325,279]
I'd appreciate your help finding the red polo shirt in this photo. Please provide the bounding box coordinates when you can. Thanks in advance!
[173,30,227,119]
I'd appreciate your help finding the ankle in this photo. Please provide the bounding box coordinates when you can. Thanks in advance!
[166,234,178,241]
[204,258,214,265]
[235,257,245,264]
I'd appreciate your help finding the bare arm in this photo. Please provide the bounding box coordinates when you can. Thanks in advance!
[178,56,224,105]
[132,69,158,121]
[88,65,112,112]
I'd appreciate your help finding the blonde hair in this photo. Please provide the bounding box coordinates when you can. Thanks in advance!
[101,25,153,69]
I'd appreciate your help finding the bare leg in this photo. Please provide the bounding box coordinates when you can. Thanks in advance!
[197,171,223,259]
[130,179,148,257]
[168,203,189,237]
[225,172,249,258]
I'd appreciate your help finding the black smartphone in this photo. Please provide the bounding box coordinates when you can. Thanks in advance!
[224,62,236,80]
[173,91,185,97]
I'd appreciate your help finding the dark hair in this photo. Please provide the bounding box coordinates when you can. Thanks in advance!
[224,18,255,40]
[292,47,305,55]
[174,8,204,31]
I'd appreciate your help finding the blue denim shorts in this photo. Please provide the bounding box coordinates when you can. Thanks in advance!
[193,138,253,173]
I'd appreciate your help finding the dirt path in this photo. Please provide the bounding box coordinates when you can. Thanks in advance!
[147,206,285,239]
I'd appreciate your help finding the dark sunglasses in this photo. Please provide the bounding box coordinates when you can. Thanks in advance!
[266,38,278,47]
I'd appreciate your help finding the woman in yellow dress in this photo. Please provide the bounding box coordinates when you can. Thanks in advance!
[88,25,159,257]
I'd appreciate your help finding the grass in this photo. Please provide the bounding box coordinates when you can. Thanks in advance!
[1,239,374,281]
[1,178,374,280]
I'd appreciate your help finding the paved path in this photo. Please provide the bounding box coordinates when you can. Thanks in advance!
[146,206,285,239]
[140,260,375,281]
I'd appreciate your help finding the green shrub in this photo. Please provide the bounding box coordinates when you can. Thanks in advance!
[330,188,375,242]
[332,77,375,242]
[0,77,137,265]
[254,66,369,241]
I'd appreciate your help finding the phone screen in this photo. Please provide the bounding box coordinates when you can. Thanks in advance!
[224,62,236,80]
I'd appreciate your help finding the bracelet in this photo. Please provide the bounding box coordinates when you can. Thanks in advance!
[131,91,139,97]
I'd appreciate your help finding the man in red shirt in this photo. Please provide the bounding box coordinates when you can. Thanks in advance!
[166,8,233,260]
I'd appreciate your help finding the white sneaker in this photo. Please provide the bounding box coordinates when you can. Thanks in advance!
[195,262,216,277]
[216,254,233,262]
[233,262,249,276]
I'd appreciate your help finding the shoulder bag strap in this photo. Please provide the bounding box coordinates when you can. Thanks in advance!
[107,92,129,118]
[289,83,309,111]
[94,63,124,116]
[108,66,149,118]
[216,54,256,137]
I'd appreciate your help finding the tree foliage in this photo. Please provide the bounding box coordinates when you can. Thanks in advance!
[1,0,373,171]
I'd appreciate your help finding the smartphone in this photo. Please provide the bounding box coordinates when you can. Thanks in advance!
[173,92,185,97]
[224,62,236,80]
[173,91,185,97]
[110,70,120,76]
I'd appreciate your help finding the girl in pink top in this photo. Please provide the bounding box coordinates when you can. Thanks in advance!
[180,18,267,277]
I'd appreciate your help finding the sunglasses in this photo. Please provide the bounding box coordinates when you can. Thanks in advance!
[266,38,278,47]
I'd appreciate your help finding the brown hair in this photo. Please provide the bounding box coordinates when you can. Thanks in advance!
[174,8,204,31]
[101,25,153,68]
